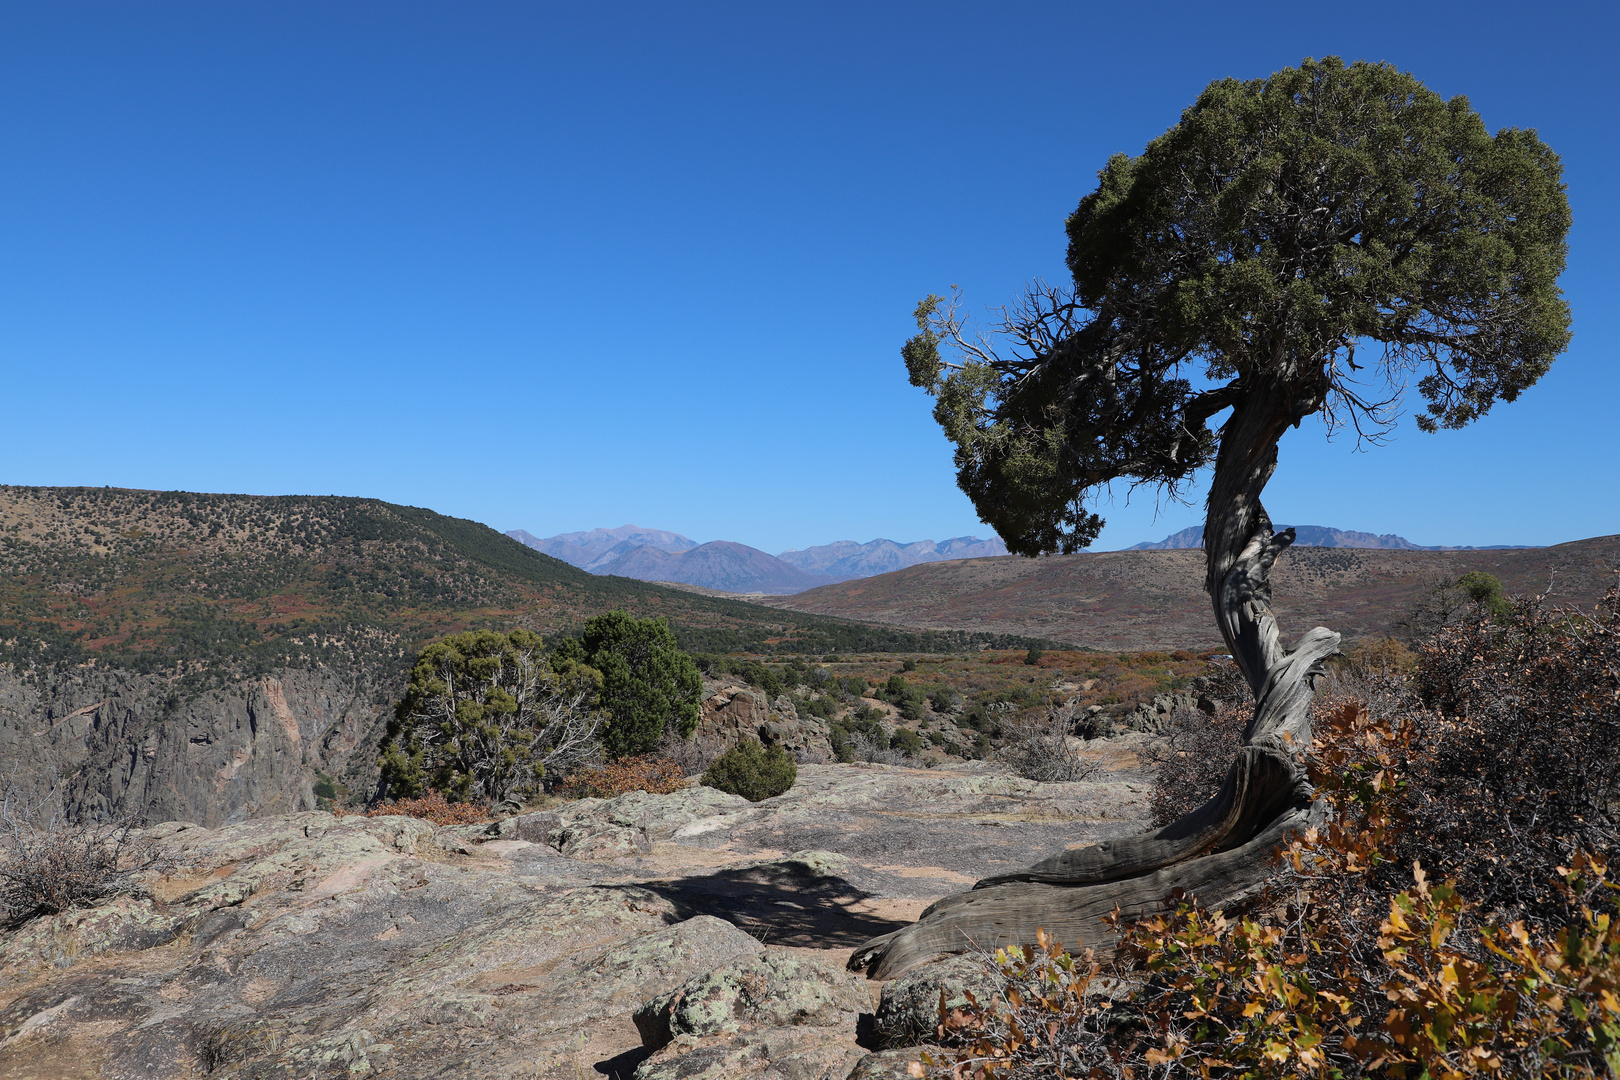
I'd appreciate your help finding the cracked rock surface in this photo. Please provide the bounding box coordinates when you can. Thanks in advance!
[0,757,1151,1079]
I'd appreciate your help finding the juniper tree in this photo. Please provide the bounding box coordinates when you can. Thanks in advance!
[573,612,702,758]
[379,629,602,805]
[853,57,1571,978]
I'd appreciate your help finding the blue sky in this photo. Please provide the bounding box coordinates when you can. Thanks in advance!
[3,2,1615,553]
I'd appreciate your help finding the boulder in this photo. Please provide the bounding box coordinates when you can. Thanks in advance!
[556,822,652,858]
[1124,690,1199,734]
[0,896,186,969]
[1077,691,1200,738]
[633,1025,865,1080]
[871,954,999,1049]
[488,786,756,857]
[634,951,869,1050]
[845,1047,940,1079]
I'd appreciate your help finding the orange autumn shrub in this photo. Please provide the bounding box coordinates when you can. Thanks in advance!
[558,755,685,799]
[364,789,490,826]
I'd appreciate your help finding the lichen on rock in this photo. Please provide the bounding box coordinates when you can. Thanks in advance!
[634,951,868,1050]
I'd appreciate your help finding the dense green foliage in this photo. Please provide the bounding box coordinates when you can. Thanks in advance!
[876,673,927,722]
[700,738,797,802]
[566,611,702,758]
[378,629,603,804]
[904,58,1571,555]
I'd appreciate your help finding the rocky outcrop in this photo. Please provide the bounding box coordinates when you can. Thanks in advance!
[1121,690,1200,734]
[634,1024,868,1080]
[1075,690,1203,738]
[630,952,871,1078]
[0,665,389,827]
[0,761,1156,1078]
[635,952,869,1050]
[845,1048,941,1078]
[471,784,756,858]
[694,686,835,762]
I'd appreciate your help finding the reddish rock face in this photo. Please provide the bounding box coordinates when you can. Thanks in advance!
[694,686,834,764]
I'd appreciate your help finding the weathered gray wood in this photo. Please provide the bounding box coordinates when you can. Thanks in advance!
[849,800,1327,978]
[846,618,1337,978]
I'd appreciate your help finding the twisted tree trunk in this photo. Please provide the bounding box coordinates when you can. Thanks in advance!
[849,390,1340,980]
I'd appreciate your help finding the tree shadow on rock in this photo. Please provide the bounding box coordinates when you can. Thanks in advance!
[636,853,913,949]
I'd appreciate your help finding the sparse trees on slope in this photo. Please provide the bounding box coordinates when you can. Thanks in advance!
[854,56,1570,979]
[379,629,603,805]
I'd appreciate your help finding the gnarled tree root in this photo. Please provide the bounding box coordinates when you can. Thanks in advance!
[848,799,1322,980]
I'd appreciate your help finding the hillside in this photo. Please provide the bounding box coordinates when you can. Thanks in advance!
[758,534,1620,650]
[0,487,1049,827]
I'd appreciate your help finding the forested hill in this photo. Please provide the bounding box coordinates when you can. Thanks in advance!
[0,486,1048,828]
[0,485,1045,671]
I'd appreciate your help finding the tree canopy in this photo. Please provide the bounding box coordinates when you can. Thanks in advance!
[563,611,702,758]
[906,57,1571,558]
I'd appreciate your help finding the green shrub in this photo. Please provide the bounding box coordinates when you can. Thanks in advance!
[1455,569,1513,621]
[889,728,925,756]
[724,658,784,699]
[701,739,797,802]
[579,612,703,758]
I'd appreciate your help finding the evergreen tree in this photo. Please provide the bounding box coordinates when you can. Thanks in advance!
[379,629,602,804]
[579,611,702,758]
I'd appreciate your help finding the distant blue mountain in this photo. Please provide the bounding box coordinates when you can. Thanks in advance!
[506,527,1008,594]
[1128,525,1537,552]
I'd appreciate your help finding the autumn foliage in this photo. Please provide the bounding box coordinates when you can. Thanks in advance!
[363,789,490,826]
[558,755,687,799]
[928,588,1620,1079]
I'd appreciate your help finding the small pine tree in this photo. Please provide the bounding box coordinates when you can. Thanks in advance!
[1455,570,1513,621]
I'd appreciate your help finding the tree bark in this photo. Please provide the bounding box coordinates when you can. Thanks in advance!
[848,388,1339,980]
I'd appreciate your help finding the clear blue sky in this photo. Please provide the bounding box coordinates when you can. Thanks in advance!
[3,2,1614,553]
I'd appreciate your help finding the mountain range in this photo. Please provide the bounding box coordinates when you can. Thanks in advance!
[509,520,1537,594]
[1129,525,1538,551]
[506,526,1009,594]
